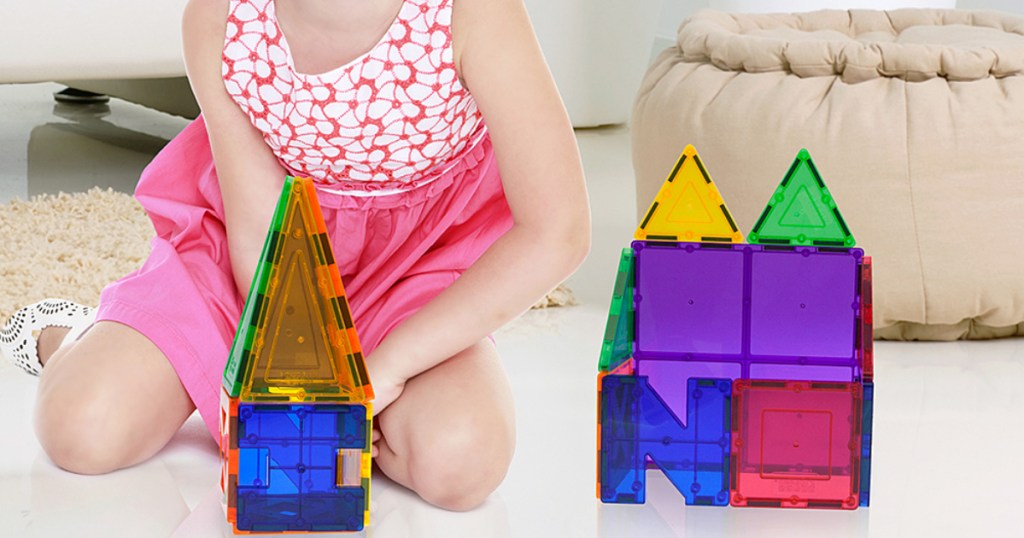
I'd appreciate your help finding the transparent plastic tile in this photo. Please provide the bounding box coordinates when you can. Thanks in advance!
[233,403,371,532]
[633,241,863,381]
[730,380,862,509]
[222,392,239,521]
[747,149,855,247]
[860,257,874,380]
[223,176,373,403]
[598,248,635,372]
[598,374,731,506]
[634,145,743,243]
[595,359,635,497]
[860,382,874,507]
[748,246,861,360]
[633,241,745,358]
[635,359,740,421]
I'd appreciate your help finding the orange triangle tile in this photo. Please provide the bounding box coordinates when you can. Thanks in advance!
[223,176,373,403]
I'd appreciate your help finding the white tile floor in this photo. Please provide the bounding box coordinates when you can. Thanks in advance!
[1,83,1023,537]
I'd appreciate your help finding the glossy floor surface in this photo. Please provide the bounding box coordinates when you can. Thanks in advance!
[1,83,1023,537]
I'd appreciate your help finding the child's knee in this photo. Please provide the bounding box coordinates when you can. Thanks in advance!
[33,358,143,471]
[35,383,132,475]
[408,414,515,511]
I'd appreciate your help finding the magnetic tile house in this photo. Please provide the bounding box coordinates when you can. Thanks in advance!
[597,146,874,510]
[221,176,374,533]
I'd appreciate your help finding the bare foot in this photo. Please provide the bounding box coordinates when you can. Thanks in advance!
[36,326,70,367]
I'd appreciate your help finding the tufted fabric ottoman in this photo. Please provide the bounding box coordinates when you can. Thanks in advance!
[632,9,1024,340]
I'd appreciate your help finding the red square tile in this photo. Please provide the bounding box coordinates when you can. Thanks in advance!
[731,380,862,509]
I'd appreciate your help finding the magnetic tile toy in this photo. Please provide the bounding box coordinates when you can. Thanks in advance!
[860,257,874,381]
[634,145,743,244]
[635,359,740,420]
[860,382,874,507]
[599,374,731,506]
[748,246,859,360]
[599,248,635,373]
[633,242,745,358]
[632,241,865,382]
[223,177,372,404]
[234,404,371,532]
[221,176,373,533]
[730,380,862,509]
[747,149,855,247]
[597,146,874,512]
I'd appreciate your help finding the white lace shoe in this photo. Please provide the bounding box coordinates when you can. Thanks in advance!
[0,299,95,376]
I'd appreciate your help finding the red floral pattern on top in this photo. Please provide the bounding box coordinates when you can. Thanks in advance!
[222,0,484,194]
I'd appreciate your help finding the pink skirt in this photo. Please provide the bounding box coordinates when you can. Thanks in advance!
[97,115,513,442]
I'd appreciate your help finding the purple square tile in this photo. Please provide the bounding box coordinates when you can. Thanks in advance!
[748,363,856,382]
[749,248,860,360]
[634,242,744,358]
[636,358,741,429]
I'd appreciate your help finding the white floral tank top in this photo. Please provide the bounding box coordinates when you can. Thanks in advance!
[221,0,485,195]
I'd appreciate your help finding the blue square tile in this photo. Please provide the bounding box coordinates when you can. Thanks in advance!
[599,375,731,506]
[860,382,874,507]
[235,403,368,532]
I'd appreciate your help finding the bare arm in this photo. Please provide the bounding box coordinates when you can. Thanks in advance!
[367,0,591,410]
[181,0,287,298]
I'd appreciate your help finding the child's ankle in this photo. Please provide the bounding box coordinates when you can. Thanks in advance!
[36,326,71,366]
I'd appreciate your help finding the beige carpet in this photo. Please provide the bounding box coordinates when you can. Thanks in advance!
[0,188,574,322]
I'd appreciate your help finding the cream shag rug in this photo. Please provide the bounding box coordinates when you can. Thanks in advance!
[0,188,575,322]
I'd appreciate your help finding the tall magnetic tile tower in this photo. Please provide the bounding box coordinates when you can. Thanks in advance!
[597,146,874,510]
[222,176,374,533]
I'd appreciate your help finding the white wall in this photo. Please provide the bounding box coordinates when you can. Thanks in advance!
[652,1,707,61]
[655,0,1024,50]
[525,0,663,126]
[658,0,707,39]
[957,0,1024,13]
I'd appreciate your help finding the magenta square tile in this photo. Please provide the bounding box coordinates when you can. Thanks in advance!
[749,248,861,360]
[759,409,833,476]
[634,242,745,358]
[731,380,862,509]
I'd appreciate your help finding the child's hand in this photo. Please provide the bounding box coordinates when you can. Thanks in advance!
[371,428,381,458]
[369,373,406,417]
[365,346,409,417]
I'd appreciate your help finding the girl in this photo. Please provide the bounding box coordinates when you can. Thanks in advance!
[0,0,590,511]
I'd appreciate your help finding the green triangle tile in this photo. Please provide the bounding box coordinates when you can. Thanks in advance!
[598,248,635,372]
[747,149,856,247]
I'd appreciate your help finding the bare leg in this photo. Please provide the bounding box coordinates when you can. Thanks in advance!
[374,339,516,512]
[35,321,195,475]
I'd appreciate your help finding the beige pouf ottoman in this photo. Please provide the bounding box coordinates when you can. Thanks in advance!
[632,9,1024,340]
